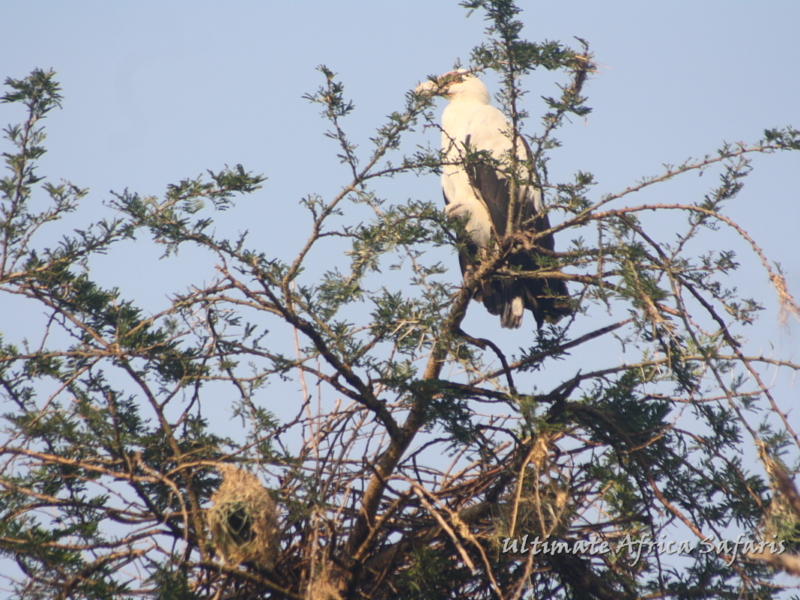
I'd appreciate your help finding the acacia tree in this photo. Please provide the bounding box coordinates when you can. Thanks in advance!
[2,2,800,599]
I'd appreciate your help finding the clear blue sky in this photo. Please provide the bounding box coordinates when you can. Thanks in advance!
[1,2,798,405]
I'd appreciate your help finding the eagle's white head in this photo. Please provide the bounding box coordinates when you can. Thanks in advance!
[415,70,491,105]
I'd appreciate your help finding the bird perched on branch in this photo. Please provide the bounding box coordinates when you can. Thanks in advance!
[416,70,571,329]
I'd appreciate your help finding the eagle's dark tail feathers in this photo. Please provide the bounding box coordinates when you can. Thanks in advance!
[459,229,572,329]
[521,276,572,330]
[481,276,571,330]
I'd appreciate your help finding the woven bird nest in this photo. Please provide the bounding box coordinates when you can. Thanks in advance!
[308,562,345,600]
[207,464,280,569]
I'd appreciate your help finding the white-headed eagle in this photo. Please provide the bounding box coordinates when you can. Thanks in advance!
[416,70,571,329]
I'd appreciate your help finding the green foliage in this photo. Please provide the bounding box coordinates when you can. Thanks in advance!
[398,545,470,600]
[1,2,800,599]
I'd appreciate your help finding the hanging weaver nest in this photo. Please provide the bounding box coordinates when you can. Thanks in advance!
[307,562,345,600]
[308,572,344,600]
[759,456,800,552]
[207,464,280,569]
[489,435,572,546]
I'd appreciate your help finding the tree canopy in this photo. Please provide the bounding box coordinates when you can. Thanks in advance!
[1,2,800,599]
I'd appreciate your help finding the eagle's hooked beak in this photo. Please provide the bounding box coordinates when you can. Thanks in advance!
[415,70,471,98]
[414,78,442,97]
